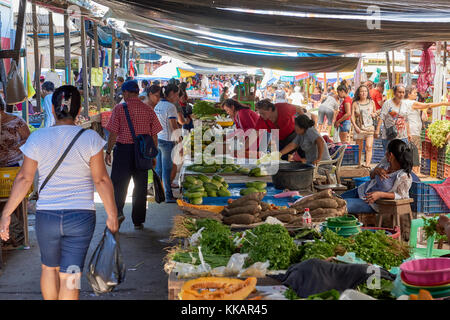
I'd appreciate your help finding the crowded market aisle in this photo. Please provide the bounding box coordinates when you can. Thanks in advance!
[0,180,180,300]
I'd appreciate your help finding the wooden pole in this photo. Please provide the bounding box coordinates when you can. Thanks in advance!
[64,6,71,85]
[49,12,55,70]
[110,29,116,106]
[119,41,124,69]
[385,52,392,89]
[93,22,101,111]
[32,1,41,112]
[391,50,395,86]
[80,17,89,118]
[13,0,27,65]
[88,38,92,93]
[126,42,130,75]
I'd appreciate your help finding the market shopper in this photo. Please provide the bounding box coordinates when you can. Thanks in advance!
[145,84,162,109]
[114,76,125,104]
[335,84,353,144]
[280,115,331,174]
[0,85,119,300]
[351,85,377,168]
[0,95,30,167]
[288,86,305,106]
[105,80,162,230]
[154,84,181,203]
[317,92,340,135]
[404,85,450,175]
[41,81,56,128]
[220,87,229,103]
[376,84,411,153]
[309,86,323,109]
[179,82,193,132]
[223,99,260,132]
[341,139,413,214]
[273,85,287,103]
[255,99,305,160]
[370,81,385,111]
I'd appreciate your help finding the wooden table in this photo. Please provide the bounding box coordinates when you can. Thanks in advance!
[0,198,29,250]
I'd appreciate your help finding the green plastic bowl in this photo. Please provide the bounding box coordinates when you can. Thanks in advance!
[326,215,359,228]
[321,222,363,238]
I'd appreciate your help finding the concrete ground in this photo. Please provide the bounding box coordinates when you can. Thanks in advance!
[0,182,181,300]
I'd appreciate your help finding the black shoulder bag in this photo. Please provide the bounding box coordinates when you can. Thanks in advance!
[37,128,86,200]
[122,103,158,171]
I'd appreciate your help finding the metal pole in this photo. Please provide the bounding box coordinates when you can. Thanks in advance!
[110,29,116,106]
[391,50,395,86]
[32,1,41,112]
[49,11,55,70]
[64,6,71,85]
[80,17,89,118]
[93,22,101,111]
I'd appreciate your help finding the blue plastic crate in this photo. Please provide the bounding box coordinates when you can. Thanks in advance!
[342,145,359,166]
[409,181,449,214]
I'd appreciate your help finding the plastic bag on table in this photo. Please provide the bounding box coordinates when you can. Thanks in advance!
[173,246,212,278]
[86,228,126,294]
[238,261,270,278]
[223,253,248,276]
[188,227,205,247]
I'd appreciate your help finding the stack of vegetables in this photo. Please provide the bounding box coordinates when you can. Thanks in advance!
[183,175,231,205]
[291,189,347,222]
[192,101,227,118]
[221,192,303,226]
[427,119,450,148]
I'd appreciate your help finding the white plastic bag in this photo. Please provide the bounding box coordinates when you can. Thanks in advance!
[224,253,248,276]
[238,261,270,278]
[188,227,204,247]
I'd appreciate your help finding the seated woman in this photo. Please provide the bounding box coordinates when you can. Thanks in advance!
[341,139,413,214]
[280,115,332,175]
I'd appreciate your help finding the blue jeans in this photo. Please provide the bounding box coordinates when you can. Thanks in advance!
[382,138,408,154]
[341,188,375,214]
[35,210,96,273]
[155,139,175,200]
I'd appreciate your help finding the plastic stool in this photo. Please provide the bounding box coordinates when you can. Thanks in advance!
[409,214,450,258]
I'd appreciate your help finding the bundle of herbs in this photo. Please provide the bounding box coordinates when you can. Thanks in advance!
[299,230,410,270]
[193,219,236,256]
[240,224,299,270]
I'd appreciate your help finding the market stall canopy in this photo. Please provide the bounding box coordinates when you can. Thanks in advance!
[94,0,450,52]
[26,31,82,57]
[151,61,196,79]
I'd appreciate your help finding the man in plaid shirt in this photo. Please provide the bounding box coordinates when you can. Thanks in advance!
[105,80,162,230]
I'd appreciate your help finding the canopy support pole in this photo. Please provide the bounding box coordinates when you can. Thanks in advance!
[80,17,89,118]
[110,29,116,106]
[64,6,71,85]
[385,52,392,89]
[391,51,395,86]
[32,1,41,112]
[93,22,101,111]
[49,12,55,70]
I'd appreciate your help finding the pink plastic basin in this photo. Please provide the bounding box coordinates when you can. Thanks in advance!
[400,258,450,286]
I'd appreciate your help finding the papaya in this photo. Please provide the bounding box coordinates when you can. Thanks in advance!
[220,166,234,173]
[199,167,217,173]
[246,182,256,188]
[185,176,197,184]
[207,190,217,197]
[222,182,229,189]
[202,192,208,197]
[218,188,231,197]
[184,192,204,199]
[190,186,205,193]
[212,175,225,183]
[190,197,203,205]
[180,277,257,300]
[240,188,259,196]
[182,182,193,190]
[253,182,267,189]
[197,174,211,183]
[248,168,261,177]
[204,182,219,191]
[238,168,250,175]
[211,180,223,189]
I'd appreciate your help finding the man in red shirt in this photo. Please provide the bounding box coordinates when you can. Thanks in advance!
[255,99,305,160]
[370,81,385,111]
[105,81,162,230]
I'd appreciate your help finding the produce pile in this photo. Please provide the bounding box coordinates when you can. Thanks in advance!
[192,101,227,118]
[427,120,450,148]
[180,277,257,300]
[290,189,347,222]
[183,175,231,205]
[222,192,301,226]
[186,162,250,174]
[299,229,411,270]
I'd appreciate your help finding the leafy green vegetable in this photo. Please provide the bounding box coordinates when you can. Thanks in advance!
[240,224,299,270]
[357,278,395,300]
[422,216,448,243]
[284,288,300,300]
[172,252,231,269]
[193,101,226,117]
[194,219,235,256]
[299,230,410,270]
[306,289,341,300]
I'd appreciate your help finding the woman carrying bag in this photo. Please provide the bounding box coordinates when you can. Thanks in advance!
[0,86,118,300]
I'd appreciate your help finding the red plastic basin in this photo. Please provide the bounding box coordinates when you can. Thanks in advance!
[400,258,450,286]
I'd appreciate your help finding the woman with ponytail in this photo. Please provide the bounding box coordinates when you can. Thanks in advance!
[280,114,331,174]
[341,139,413,214]
[1,85,118,300]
